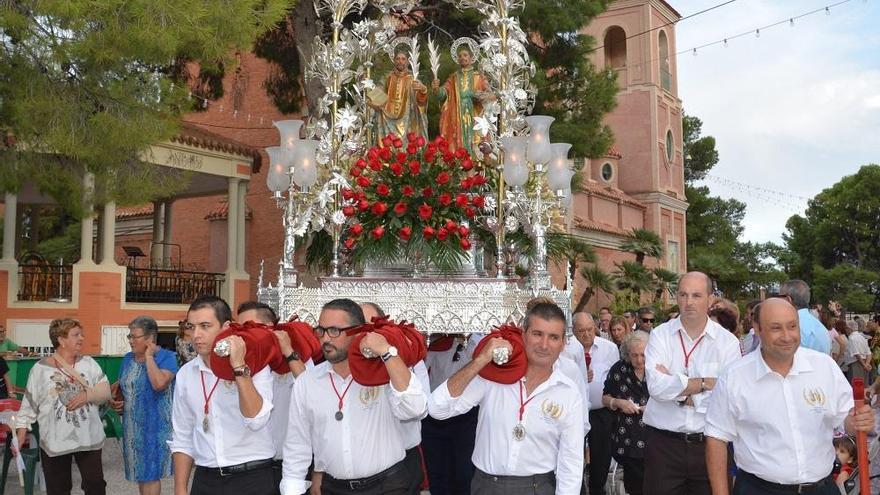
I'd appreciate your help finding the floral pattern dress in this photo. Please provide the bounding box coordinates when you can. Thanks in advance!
[119,349,177,482]
[603,360,649,459]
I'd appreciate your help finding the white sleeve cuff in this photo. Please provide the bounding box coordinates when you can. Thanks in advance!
[280,478,311,495]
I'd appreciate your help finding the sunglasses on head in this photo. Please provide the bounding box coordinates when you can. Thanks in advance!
[452,342,465,362]
[641,318,655,323]
[313,325,359,338]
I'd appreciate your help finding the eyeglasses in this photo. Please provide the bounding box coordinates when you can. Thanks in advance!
[452,343,465,362]
[313,325,358,338]
[641,318,655,323]
[126,334,147,341]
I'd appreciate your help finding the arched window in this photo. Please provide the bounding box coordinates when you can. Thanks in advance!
[604,26,627,69]
[665,130,675,162]
[659,30,671,91]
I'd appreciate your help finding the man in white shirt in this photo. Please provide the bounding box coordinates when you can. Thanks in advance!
[705,298,875,494]
[643,272,741,495]
[281,298,427,495]
[431,302,585,494]
[843,321,871,382]
[170,295,276,495]
[237,301,310,495]
[566,312,619,495]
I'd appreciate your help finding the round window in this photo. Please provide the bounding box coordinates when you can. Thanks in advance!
[601,163,614,182]
[666,130,674,162]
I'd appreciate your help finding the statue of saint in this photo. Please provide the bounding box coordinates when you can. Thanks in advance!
[371,47,428,143]
[432,40,491,155]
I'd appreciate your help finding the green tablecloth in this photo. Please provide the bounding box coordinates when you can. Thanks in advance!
[7,355,125,389]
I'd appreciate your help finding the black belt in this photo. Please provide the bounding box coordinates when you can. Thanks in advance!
[196,458,274,477]
[325,459,405,491]
[649,426,705,443]
[739,470,833,493]
[475,469,556,484]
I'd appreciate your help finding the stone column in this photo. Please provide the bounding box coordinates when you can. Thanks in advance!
[78,172,95,265]
[227,178,240,273]
[2,192,17,261]
[99,200,117,266]
[150,201,164,267]
[236,181,247,272]
[162,200,173,267]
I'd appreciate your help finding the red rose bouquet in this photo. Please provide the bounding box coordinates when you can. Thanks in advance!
[342,133,489,272]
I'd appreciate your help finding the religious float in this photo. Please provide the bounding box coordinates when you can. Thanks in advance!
[256,0,579,333]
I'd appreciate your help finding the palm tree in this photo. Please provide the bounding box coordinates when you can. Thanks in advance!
[614,260,654,296]
[620,228,664,266]
[652,267,680,303]
[574,264,613,313]
[550,234,597,289]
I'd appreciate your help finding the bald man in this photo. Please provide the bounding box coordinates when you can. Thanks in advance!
[642,272,742,495]
[705,298,873,494]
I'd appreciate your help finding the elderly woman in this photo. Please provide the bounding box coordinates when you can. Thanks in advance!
[15,318,110,494]
[602,331,650,495]
[118,316,177,495]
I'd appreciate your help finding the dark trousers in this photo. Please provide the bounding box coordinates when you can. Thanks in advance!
[422,408,478,495]
[587,408,614,495]
[271,460,283,495]
[403,447,425,495]
[40,448,106,495]
[733,472,837,495]
[192,464,275,495]
[321,460,409,495]
[615,456,645,495]
[643,428,710,495]
[471,469,555,495]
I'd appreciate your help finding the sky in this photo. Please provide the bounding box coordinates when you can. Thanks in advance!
[672,0,880,244]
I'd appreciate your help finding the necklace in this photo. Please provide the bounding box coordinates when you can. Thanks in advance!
[329,374,355,421]
[199,371,221,433]
[513,381,539,441]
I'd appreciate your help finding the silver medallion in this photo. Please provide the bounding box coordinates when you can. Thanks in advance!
[335,410,344,421]
[512,423,526,441]
[202,416,209,433]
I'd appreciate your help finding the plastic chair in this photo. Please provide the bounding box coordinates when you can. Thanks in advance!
[101,408,123,443]
[0,398,40,495]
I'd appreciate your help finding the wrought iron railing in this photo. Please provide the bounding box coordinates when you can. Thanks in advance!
[125,268,225,304]
[18,264,73,302]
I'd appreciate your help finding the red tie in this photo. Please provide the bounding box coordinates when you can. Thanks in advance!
[584,350,592,368]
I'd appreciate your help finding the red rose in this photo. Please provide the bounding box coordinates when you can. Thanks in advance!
[436,227,449,241]
[341,188,355,200]
[376,184,390,196]
[422,187,433,198]
[406,132,417,142]
[472,174,487,186]
[356,176,371,188]
[418,203,433,221]
[382,135,393,148]
[358,199,370,212]
[350,223,363,235]
[436,171,450,185]
[461,158,474,171]
[396,152,407,164]
[393,138,403,149]
[455,193,469,207]
[406,144,418,155]
[390,163,403,176]
[368,159,382,172]
[371,201,388,216]
[445,220,458,231]
[399,226,412,241]
[408,160,421,175]
[472,195,486,208]
[380,147,392,161]
[350,167,362,177]
[368,148,379,160]
[371,225,385,240]
[442,153,454,164]
[356,158,367,168]
[342,206,356,217]
[460,238,472,250]
[455,148,468,159]
[416,136,426,147]
[461,177,473,189]
[465,206,476,218]
[427,143,437,153]
[402,185,415,197]
[344,237,356,249]
[393,202,407,215]
[422,226,435,239]
[458,225,470,237]
[438,193,452,206]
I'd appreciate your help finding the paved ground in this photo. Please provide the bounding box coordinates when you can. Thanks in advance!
[1,439,174,494]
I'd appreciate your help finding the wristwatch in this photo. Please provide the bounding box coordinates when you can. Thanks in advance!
[285,351,301,363]
[380,346,399,362]
[233,364,252,377]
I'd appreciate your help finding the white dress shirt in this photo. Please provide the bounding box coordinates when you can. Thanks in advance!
[281,361,428,495]
[425,334,483,392]
[399,361,431,449]
[556,354,590,431]
[169,357,275,467]
[431,367,585,495]
[269,360,316,460]
[644,317,741,433]
[564,336,620,410]
[844,331,870,366]
[705,347,853,484]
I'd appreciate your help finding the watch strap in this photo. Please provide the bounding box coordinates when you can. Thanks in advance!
[285,351,301,363]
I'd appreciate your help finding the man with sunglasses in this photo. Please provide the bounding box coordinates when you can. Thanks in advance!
[637,308,656,332]
[281,299,427,495]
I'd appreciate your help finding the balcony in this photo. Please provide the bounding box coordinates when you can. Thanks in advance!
[125,267,225,304]
[18,262,73,302]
